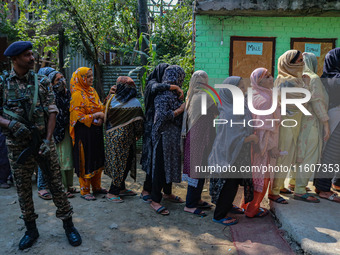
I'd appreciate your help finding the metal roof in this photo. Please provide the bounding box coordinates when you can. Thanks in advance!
[196,0,340,16]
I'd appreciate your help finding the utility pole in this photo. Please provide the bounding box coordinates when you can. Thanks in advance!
[138,0,148,65]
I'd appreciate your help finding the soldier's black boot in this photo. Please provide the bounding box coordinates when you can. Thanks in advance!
[19,220,39,250]
[63,217,82,246]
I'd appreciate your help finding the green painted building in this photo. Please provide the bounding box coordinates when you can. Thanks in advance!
[194,0,340,85]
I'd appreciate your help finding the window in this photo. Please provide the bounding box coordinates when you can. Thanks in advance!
[291,38,336,76]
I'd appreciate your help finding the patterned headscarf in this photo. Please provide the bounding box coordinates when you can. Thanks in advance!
[162,65,185,87]
[69,67,104,143]
[38,67,60,83]
[115,76,137,104]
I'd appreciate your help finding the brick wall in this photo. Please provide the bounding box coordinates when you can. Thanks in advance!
[195,16,340,85]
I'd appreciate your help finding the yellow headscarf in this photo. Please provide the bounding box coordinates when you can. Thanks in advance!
[69,67,104,143]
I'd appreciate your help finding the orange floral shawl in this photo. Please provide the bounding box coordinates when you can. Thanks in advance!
[69,67,104,144]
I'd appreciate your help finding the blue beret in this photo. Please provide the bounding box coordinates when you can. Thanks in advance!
[4,41,33,57]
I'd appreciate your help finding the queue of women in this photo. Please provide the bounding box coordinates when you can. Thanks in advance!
[39,47,340,226]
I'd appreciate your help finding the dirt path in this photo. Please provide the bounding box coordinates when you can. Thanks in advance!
[0,162,236,255]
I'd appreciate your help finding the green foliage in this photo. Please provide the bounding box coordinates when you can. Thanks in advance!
[0,2,18,41]
[0,0,59,69]
[138,3,194,95]
[51,0,138,66]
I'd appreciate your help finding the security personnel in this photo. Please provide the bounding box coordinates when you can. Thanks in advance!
[0,41,82,250]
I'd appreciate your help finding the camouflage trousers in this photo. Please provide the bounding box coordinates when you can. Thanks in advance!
[7,138,73,222]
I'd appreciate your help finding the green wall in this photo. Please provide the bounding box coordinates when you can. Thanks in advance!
[195,15,340,85]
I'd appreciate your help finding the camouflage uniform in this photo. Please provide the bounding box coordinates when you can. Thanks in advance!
[0,69,73,222]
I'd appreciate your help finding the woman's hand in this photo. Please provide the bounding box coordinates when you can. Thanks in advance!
[93,112,104,120]
[109,85,117,95]
[170,85,184,100]
[173,103,186,117]
[323,121,330,141]
[269,147,281,159]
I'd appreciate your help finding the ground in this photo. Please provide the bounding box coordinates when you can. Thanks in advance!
[0,159,237,255]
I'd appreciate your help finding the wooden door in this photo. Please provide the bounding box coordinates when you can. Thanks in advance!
[230,36,276,78]
[291,38,336,76]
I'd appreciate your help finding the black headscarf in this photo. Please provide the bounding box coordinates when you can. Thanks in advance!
[144,63,170,110]
[321,48,340,110]
[115,76,137,104]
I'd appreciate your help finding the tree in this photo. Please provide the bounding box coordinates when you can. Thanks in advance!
[51,0,139,98]
[0,0,59,70]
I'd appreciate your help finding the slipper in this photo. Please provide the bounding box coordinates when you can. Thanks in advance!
[106,196,124,203]
[38,191,52,200]
[269,196,288,204]
[67,187,80,194]
[80,194,96,201]
[318,192,340,203]
[152,206,169,216]
[184,208,207,217]
[213,217,238,226]
[0,183,10,189]
[93,188,108,195]
[289,185,311,192]
[140,193,152,204]
[332,184,340,192]
[119,189,137,197]
[66,192,75,198]
[230,204,245,214]
[294,193,320,203]
[246,208,269,218]
[197,201,213,209]
[280,188,293,194]
[163,195,184,203]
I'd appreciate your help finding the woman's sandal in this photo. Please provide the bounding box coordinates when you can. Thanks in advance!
[230,204,245,214]
[38,191,52,200]
[80,194,96,201]
[246,208,269,218]
[294,193,320,203]
[197,201,213,209]
[213,217,238,226]
[269,196,288,204]
[106,196,124,203]
[163,195,184,203]
[151,205,170,216]
[119,189,137,197]
[140,193,152,204]
[184,208,207,217]
[66,192,75,198]
[67,187,80,194]
[318,192,340,203]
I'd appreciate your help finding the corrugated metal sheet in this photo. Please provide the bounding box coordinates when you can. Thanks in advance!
[63,45,94,85]
[102,65,143,97]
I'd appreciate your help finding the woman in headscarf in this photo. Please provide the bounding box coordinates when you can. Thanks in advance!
[182,70,218,217]
[269,50,305,198]
[292,53,329,203]
[36,67,77,200]
[104,76,144,203]
[150,65,185,215]
[69,67,106,201]
[314,48,340,203]
[140,63,184,203]
[209,76,256,226]
[244,68,282,216]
